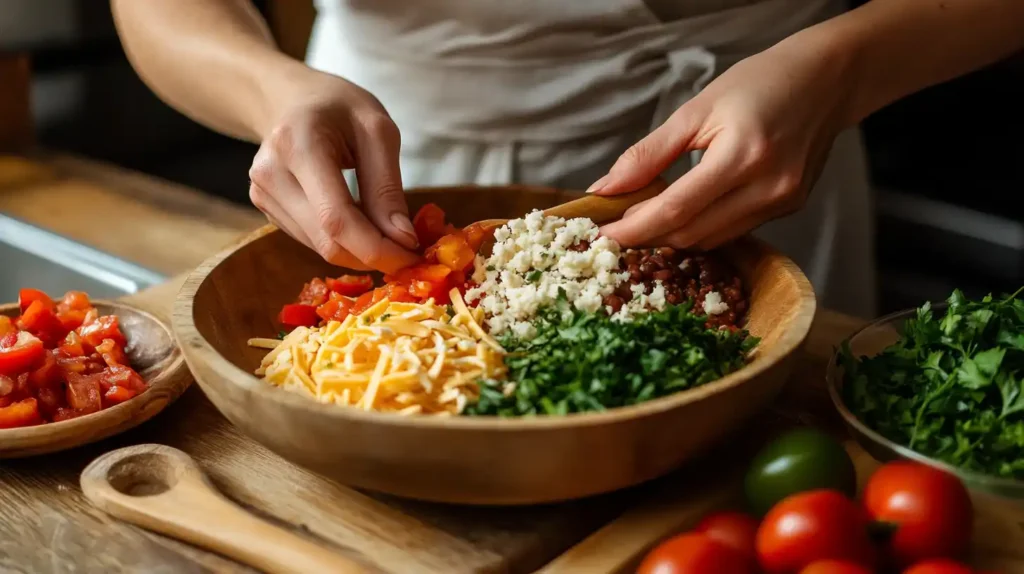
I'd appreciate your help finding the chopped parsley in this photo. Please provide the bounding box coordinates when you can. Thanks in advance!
[526,270,543,283]
[464,300,758,417]
[380,313,391,322]
[841,288,1024,479]
[486,265,496,272]
[277,330,288,340]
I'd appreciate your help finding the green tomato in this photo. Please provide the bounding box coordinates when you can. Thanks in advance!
[743,428,857,517]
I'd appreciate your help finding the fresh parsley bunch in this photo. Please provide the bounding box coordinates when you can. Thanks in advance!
[841,288,1024,479]
[464,300,758,416]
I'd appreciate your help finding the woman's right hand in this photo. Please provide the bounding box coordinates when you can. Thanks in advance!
[248,70,421,273]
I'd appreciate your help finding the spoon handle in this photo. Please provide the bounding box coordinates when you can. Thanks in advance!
[81,444,366,574]
[542,178,668,224]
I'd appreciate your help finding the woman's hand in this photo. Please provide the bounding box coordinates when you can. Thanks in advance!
[593,31,856,250]
[248,71,421,273]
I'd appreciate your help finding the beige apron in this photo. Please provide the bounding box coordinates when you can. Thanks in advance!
[306,0,877,317]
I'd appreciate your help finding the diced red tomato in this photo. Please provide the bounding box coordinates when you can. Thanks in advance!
[0,331,45,377]
[350,291,375,315]
[58,331,89,359]
[56,354,104,376]
[102,364,148,393]
[325,274,374,297]
[28,352,62,389]
[278,303,320,328]
[58,291,92,312]
[52,407,79,422]
[448,270,468,294]
[412,203,448,246]
[435,234,475,271]
[103,384,137,406]
[66,372,102,414]
[0,316,15,337]
[17,300,67,346]
[95,338,129,368]
[35,386,63,419]
[78,314,126,348]
[411,264,452,283]
[18,288,54,314]
[56,309,87,332]
[0,398,42,429]
[297,278,330,307]
[314,292,353,323]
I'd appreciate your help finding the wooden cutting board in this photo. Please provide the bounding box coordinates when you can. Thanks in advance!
[3,277,1022,573]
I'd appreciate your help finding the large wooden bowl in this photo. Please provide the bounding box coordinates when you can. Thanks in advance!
[0,301,190,458]
[172,186,816,505]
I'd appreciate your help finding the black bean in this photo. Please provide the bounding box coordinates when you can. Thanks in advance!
[648,254,668,269]
[653,269,674,282]
[639,261,657,276]
[615,283,634,302]
[623,250,641,266]
[655,247,675,259]
[603,294,624,313]
[627,264,643,283]
[666,290,683,305]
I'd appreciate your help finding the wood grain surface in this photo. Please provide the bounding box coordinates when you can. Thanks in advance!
[1,154,1021,573]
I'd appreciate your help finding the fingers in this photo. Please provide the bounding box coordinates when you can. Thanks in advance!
[589,102,706,197]
[349,112,419,250]
[599,129,753,246]
[249,179,371,270]
[288,135,420,274]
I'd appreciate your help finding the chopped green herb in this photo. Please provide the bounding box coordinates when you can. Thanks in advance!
[277,330,288,340]
[380,313,391,321]
[464,300,757,416]
[526,270,543,283]
[486,265,496,272]
[364,315,373,324]
[840,288,1024,479]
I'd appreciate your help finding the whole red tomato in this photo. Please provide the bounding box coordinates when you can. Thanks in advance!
[756,489,875,573]
[863,461,973,567]
[800,560,873,574]
[902,558,974,574]
[637,532,755,574]
[694,511,759,558]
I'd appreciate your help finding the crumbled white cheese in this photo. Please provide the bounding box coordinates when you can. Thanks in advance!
[464,210,627,337]
[702,290,730,315]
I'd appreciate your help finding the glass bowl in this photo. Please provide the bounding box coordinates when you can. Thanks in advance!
[826,305,1024,501]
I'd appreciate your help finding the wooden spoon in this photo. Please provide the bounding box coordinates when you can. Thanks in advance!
[474,177,669,232]
[81,444,367,574]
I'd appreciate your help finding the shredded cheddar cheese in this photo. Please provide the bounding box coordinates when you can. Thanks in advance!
[249,289,505,415]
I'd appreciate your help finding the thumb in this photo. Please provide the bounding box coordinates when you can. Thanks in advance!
[588,104,703,196]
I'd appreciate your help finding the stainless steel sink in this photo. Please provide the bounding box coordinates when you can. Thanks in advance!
[0,213,165,303]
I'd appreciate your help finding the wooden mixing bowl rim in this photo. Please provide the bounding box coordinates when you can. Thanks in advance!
[173,188,816,431]
[0,300,185,440]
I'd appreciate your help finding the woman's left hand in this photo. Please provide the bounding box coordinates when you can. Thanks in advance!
[592,30,857,249]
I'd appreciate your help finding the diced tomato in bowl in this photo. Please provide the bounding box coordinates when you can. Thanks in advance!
[0,288,149,430]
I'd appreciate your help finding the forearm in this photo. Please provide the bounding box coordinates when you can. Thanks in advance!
[110,0,312,141]
[798,0,1024,126]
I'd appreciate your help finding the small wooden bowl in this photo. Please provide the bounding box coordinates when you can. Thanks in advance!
[0,301,190,458]
[172,186,817,505]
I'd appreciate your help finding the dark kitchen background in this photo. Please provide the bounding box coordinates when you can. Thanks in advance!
[3,0,1022,316]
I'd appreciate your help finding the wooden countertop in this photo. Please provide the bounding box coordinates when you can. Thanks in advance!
[0,153,1019,573]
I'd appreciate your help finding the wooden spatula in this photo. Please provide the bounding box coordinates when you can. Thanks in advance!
[474,177,669,232]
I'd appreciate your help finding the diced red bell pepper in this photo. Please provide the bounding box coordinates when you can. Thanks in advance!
[435,234,475,271]
[17,301,67,346]
[56,309,87,332]
[370,287,388,304]
[409,280,451,303]
[412,203,448,246]
[0,331,45,376]
[316,293,354,323]
[462,222,494,252]
[278,303,320,328]
[103,384,137,406]
[0,316,15,338]
[77,314,126,348]
[35,386,64,419]
[0,398,42,428]
[101,364,147,394]
[58,331,89,358]
[297,278,330,307]
[383,284,416,303]
[325,274,374,296]
[350,291,375,315]
[18,288,54,314]
[66,372,102,414]
[411,264,453,283]
[448,270,468,294]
